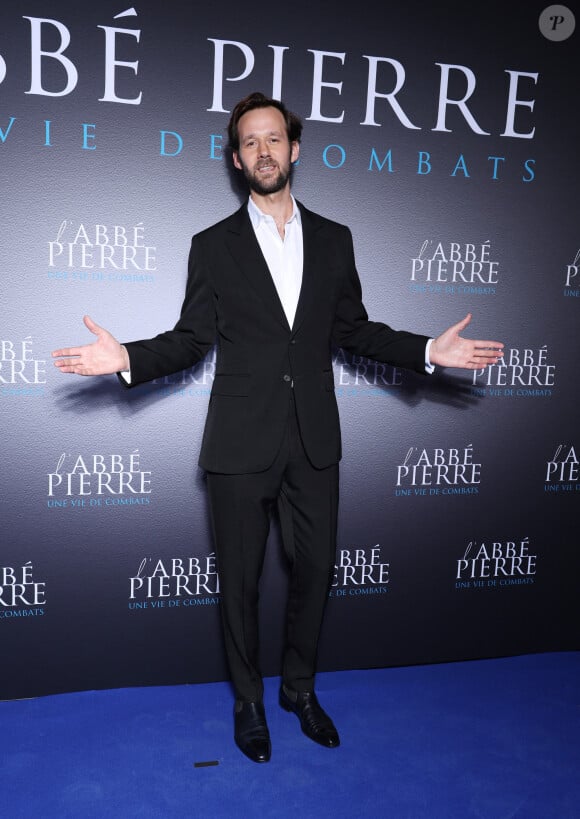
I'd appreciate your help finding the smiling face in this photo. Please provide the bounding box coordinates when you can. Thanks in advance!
[232,106,300,197]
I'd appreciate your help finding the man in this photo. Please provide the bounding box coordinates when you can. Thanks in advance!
[53,92,504,763]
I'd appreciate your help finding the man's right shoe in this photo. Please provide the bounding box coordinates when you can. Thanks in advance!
[234,700,271,763]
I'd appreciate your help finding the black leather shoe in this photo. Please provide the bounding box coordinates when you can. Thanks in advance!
[279,686,340,748]
[234,700,271,763]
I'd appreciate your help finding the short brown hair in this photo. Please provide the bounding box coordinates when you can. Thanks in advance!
[227,92,303,152]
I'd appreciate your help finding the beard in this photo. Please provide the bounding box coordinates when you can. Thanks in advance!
[238,153,293,196]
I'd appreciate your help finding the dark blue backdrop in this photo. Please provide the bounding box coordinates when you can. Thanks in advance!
[1,0,578,699]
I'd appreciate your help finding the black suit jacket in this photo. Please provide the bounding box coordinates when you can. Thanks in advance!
[124,202,429,473]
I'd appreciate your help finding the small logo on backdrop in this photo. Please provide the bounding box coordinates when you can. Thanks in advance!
[333,349,403,398]
[455,538,537,590]
[563,247,580,298]
[410,239,499,297]
[329,545,389,599]
[0,562,46,619]
[544,444,580,493]
[394,445,481,497]
[128,554,220,610]
[539,5,576,41]
[0,337,46,397]
[47,450,152,509]
[470,346,556,398]
[47,221,157,284]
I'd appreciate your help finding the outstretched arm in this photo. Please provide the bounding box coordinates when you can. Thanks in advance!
[52,315,129,376]
[429,313,503,370]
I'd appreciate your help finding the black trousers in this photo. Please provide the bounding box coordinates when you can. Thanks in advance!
[206,400,339,702]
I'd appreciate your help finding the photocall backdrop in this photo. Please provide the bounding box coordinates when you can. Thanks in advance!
[1,1,578,700]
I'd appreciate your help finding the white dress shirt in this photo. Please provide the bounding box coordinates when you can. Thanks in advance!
[247,195,303,329]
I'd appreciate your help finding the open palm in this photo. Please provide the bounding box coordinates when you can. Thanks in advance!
[52,315,129,376]
[430,313,504,370]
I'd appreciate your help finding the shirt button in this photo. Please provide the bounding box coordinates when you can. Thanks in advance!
[283,374,291,382]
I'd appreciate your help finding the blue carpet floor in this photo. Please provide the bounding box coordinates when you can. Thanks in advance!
[1,652,579,819]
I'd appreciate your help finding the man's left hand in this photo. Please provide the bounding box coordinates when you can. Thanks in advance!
[430,313,504,370]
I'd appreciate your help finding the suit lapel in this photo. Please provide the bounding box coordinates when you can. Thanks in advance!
[291,202,323,334]
[225,205,290,331]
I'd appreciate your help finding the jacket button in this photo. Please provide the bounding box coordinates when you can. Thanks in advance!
[283,374,291,382]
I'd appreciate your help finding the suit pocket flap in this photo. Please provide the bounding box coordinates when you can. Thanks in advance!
[212,373,250,396]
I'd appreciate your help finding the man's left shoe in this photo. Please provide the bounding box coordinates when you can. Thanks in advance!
[279,685,340,748]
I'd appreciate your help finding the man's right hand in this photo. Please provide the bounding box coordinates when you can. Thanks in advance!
[52,315,130,376]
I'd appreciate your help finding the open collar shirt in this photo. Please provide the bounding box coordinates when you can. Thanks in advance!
[247,195,303,330]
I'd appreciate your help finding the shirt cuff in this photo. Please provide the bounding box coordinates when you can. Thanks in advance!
[118,345,131,383]
[425,338,435,374]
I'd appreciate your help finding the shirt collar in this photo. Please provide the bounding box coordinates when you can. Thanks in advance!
[247,195,301,230]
